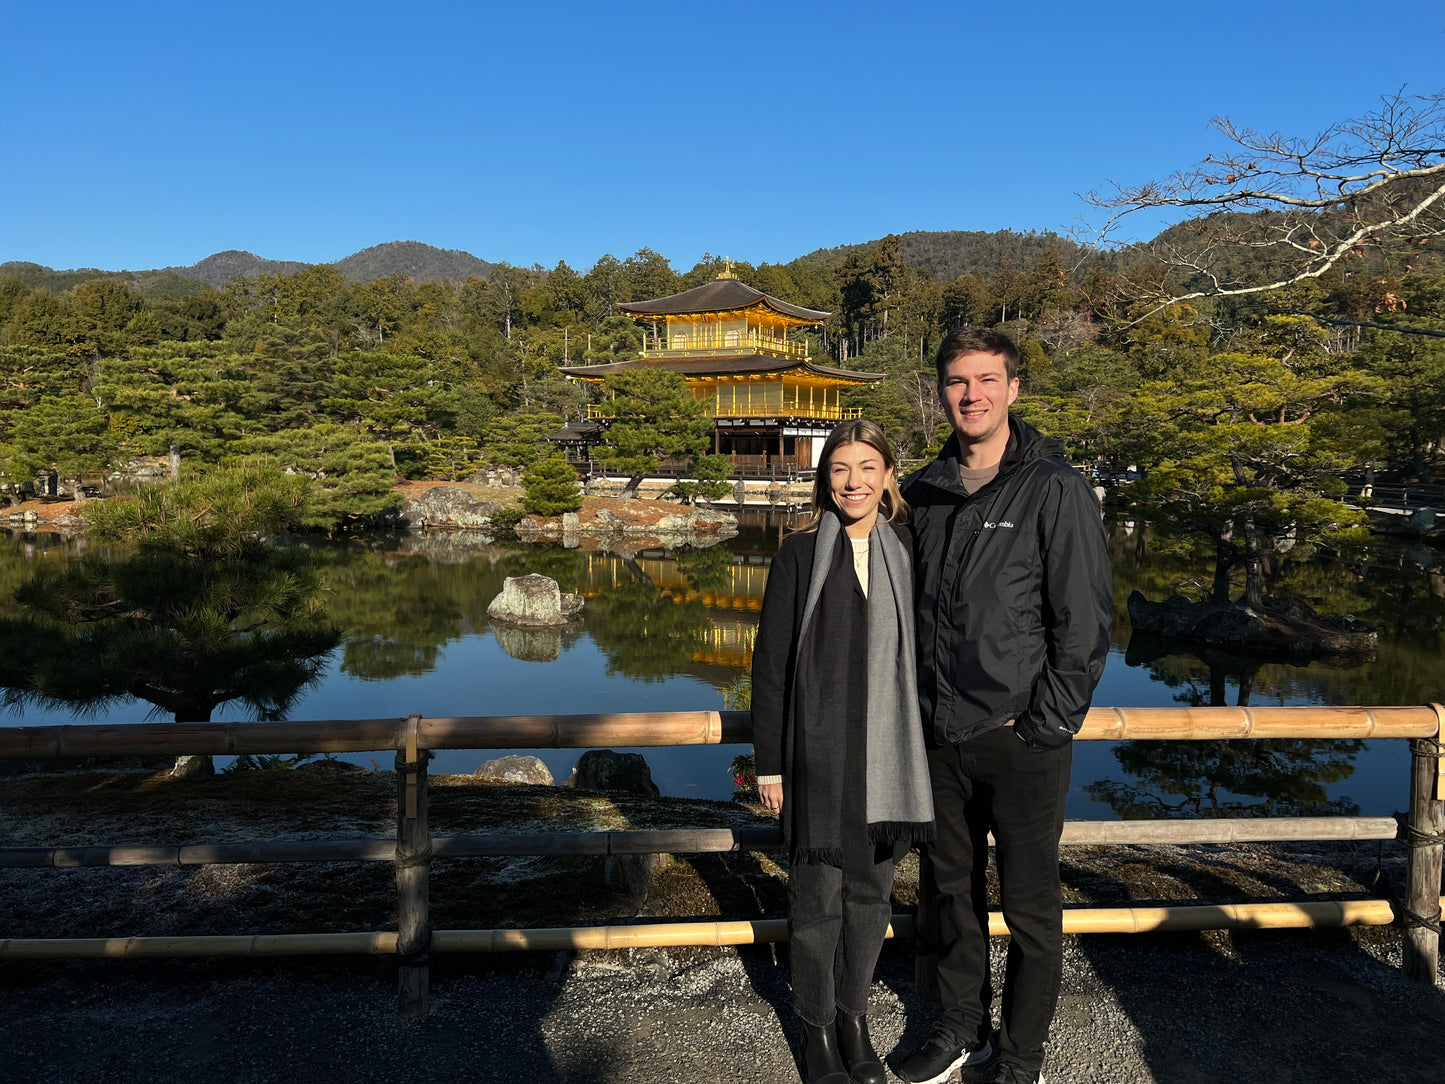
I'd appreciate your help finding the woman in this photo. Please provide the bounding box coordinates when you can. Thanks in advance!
[751,419,935,1084]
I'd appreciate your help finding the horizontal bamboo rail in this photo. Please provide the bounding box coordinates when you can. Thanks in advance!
[1076,705,1439,741]
[0,712,750,758]
[7,897,1435,959]
[0,933,399,958]
[0,816,1402,869]
[1,705,1438,760]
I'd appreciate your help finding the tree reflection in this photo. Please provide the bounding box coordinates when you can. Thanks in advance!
[1098,631,1365,817]
[319,547,493,680]
[584,578,714,681]
[0,468,340,775]
[1086,739,1364,818]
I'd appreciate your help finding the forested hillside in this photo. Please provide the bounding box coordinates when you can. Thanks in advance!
[797,228,1089,283]
[2,165,1442,599]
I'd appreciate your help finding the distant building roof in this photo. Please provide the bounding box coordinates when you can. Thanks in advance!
[549,422,604,441]
[559,356,883,383]
[617,277,830,323]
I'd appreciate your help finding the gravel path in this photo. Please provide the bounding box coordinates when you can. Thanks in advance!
[5,930,1444,1084]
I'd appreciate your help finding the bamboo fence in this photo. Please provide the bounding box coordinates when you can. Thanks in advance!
[8,897,1440,960]
[0,817,1404,870]
[2,704,1438,760]
[2,704,1442,1018]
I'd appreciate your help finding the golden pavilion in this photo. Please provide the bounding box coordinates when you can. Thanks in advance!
[558,269,883,475]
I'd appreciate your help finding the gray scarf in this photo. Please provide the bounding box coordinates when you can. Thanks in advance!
[797,512,934,848]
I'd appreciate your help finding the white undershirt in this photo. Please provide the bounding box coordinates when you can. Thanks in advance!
[851,537,869,597]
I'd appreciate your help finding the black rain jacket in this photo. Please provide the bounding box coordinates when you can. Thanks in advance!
[900,415,1113,750]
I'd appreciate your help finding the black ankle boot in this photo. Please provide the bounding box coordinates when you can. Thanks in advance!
[835,1010,886,1084]
[799,1018,852,1084]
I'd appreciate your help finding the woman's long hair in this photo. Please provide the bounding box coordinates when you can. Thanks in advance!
[797,419,910,532]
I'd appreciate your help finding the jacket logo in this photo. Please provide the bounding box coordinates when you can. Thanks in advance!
[982,520,1015,529]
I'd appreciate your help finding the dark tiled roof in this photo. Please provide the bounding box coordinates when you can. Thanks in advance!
[550,423,604,440]
[559,356,883,383]
[617,277,830,322]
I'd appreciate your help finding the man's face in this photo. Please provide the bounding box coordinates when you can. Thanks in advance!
[939,350,1019,450]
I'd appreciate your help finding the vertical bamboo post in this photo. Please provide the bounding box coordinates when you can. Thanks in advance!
[395,714,431,1017]
[1403,706,1445,983]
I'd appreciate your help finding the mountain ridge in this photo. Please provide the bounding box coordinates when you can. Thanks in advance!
[1,240,500,292]
[3,228,1132,293]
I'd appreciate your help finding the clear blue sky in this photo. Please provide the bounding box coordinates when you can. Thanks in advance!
[2,0,1440,273]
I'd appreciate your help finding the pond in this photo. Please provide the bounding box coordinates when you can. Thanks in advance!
[2,514,1442,818]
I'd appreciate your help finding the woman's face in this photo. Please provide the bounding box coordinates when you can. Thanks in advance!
[828,440,892,534]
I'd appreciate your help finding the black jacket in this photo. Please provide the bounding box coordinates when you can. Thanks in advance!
[750,525,869,860]
[900,415,1113,749]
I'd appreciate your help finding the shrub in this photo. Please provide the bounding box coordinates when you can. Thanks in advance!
[521,455,583,516]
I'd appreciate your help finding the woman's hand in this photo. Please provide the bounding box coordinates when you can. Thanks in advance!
[759,781,784,817]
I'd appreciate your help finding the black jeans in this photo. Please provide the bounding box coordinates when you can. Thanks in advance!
[923,726,1070,1074]
[788,835,899,1027]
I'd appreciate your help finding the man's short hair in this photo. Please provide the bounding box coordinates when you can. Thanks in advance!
[935,326,1020,383]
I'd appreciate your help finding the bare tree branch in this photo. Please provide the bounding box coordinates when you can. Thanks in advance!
[1084,91,1445,316]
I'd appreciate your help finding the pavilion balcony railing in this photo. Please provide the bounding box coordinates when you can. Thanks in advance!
[584,402,862,422]
[640,330,808,360]
[3,704,1442,1021]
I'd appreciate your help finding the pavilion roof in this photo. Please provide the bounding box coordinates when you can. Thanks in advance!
[559,355,883,383]
[617,277,831,323]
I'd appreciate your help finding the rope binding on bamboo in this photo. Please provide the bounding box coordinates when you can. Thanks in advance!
[1396,815,1445,849]
[1398,904,1442,935]
[397,928,432,967]
[393,749,433,774]
[393,845,433,869]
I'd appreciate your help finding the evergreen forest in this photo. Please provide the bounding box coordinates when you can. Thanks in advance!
[3,95,1443,592]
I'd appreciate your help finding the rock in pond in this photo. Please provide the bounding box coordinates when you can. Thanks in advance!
[486,573,584,627]
[1127,590,1377,660]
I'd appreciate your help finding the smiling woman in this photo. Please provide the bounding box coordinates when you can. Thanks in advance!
[828,441,889,538]
[750,417,930,1084]
[802,419,909,538]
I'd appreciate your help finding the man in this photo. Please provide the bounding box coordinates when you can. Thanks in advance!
[896,326,1112,1084]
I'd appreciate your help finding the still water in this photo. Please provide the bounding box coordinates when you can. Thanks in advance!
[2,515,1442,818]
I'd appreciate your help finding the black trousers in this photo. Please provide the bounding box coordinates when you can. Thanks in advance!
[923,726,1071,1074]
[788,834,899,1027]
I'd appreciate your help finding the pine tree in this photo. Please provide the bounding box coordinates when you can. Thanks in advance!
[522,455,582,516]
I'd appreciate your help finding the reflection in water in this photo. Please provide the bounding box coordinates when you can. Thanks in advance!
[1099,517,1443,816]
[1085,739,1365,818]
[0,532,339,743]
[1,512,1441,812]
[491,624,571,663]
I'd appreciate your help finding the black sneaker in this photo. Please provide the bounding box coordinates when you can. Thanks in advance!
[995,1063,1044,1084]
[895,1029,994,1084]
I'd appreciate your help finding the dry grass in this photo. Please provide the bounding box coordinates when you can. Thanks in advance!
[0,768,1406,957]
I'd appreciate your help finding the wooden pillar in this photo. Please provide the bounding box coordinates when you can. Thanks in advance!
[1403,708,1445,982]
[395,714,432,1017]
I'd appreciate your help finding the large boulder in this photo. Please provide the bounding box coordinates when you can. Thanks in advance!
[473,754,555,786]
[396,486,499,531]
[569,749,660,796]
[1127,590,1377,660]
[486,574,584,627]
[1405,506,1440,536]
[170,754,216,779]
